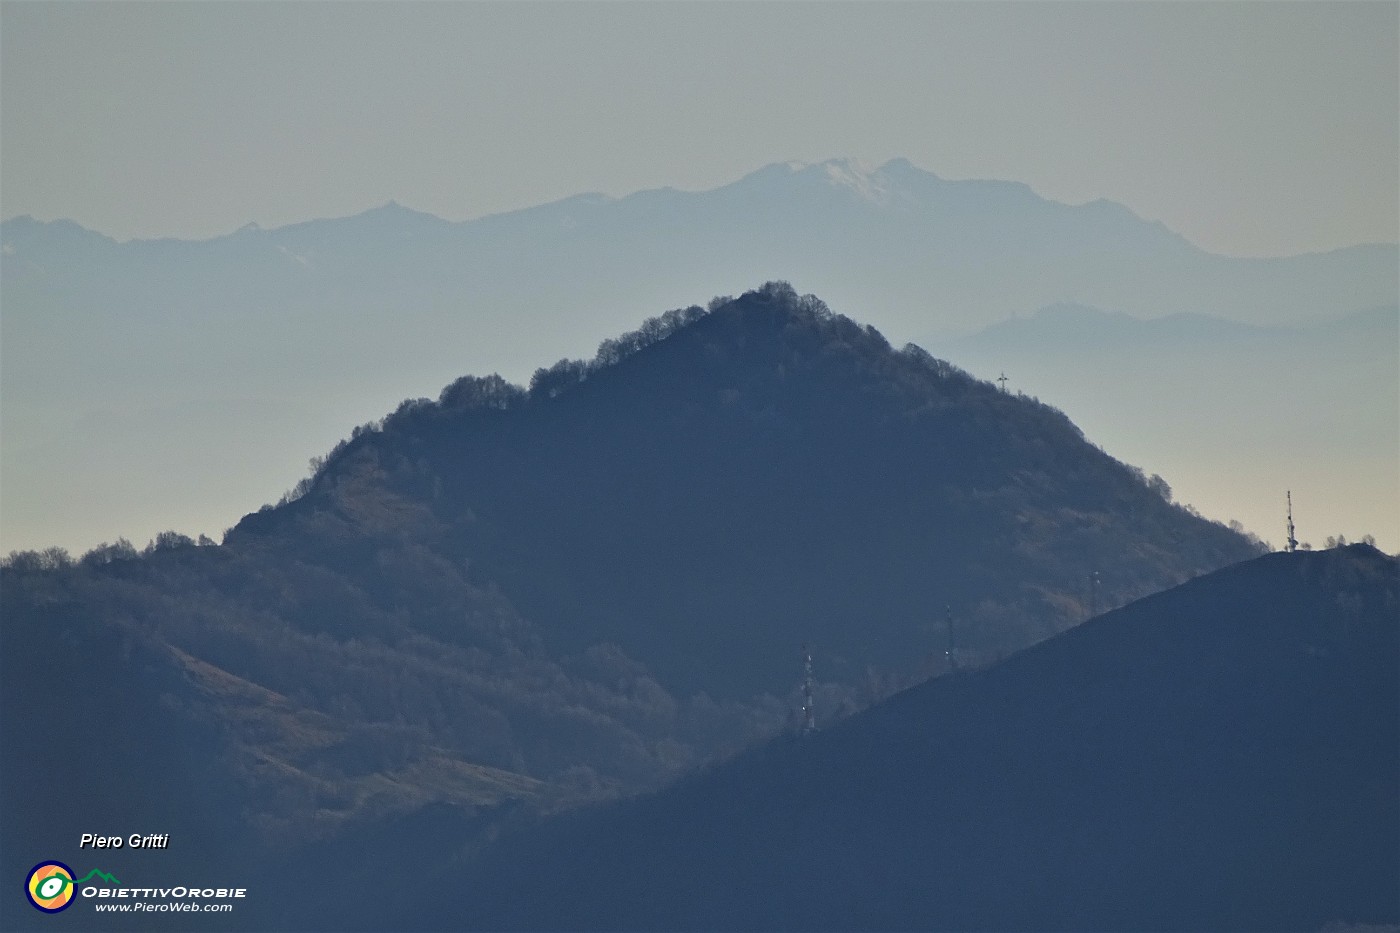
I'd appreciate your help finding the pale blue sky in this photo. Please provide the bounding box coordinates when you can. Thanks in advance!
[3,1,1397,256]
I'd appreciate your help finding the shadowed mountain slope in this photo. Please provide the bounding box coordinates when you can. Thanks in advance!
[418,544,1398,933]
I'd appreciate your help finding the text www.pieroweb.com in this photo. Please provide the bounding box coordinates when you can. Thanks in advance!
[85,886,245,914]
[94,901,234,913]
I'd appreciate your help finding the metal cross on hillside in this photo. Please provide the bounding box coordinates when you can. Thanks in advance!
[997,372,1008,393]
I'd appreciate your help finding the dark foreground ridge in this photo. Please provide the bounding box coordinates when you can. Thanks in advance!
[391,545,1398,933]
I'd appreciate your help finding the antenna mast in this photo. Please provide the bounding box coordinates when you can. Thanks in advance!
[997,372,1009,393]
[945,604,958,672]
[801,645,815,734]
[1285,490,1298,553]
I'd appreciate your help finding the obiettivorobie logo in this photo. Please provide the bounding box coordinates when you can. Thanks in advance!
[24,860,247,916]
[25,862,120,913]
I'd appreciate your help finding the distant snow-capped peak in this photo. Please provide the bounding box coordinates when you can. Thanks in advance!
[765,157,905,205]
[820,158,889,204]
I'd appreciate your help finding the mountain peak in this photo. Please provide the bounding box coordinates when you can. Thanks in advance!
[878,155,922,174]
[818,157,889,203]
[269,281,1261,699]
[357,199,448,224]
[738,156,885,181]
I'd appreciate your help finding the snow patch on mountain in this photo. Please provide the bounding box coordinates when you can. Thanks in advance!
[820,158,890,205]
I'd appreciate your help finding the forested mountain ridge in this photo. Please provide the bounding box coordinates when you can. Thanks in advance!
[2,284,1262,905]
[238,283,1258,693]
[398,543,1398,933]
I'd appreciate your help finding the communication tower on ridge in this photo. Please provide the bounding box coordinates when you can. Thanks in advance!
[997,372,1009,393]
[801,645,815,734]
[1285,490,1298,553]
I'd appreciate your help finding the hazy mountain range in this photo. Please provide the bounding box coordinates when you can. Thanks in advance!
[3,157,1396,555]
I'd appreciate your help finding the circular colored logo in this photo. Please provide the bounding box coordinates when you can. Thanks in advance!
[26,862,76,913]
